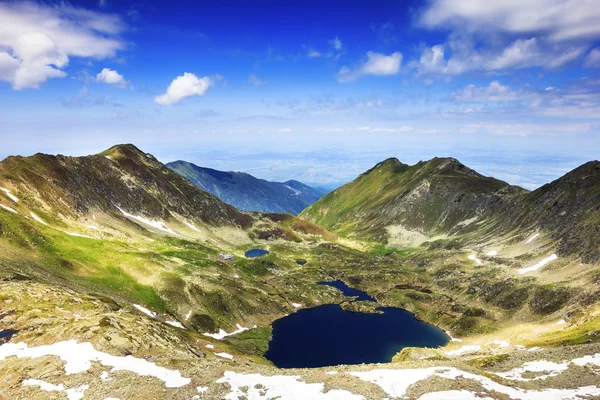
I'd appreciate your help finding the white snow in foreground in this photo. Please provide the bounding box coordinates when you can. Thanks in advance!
[525,233,540,244]
[494,353,600,382]
[133,304,158,319]
[418,390,493,400]
[217,371,364,400]
[350,366,600,400]
[214,352,234,360]
[166,320,185,329]
[204,324,249,340]
[30,212,47,225]
[23,379,88,400]
[467,254,482,265]
[1,340,190,388]
[0,187,19,202]
[518,254,558,274]
[197,386,209,393]
[117,207,178,235]
[486,250,498,256]
[0,203,17,214]
[291,303,303,308]
[444,345,481,356]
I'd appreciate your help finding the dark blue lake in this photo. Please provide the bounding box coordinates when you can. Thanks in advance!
[265,281,448,368]
[245,248,270,258]
[317,280,376,302]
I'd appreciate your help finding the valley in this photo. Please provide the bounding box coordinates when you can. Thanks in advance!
[0,144,599,399]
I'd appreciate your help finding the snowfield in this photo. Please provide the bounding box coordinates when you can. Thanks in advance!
[0,187,19,202]
[204,323,249,340]
[518,254,558,274]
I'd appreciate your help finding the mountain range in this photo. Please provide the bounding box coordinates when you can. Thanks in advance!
[167,160,326,215]
[1,144,599,399]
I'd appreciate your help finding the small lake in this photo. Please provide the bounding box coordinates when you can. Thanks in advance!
[245,248,270,258]
[317,280,376,302]
[265,282,448,368]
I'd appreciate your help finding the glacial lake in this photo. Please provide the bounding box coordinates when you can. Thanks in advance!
[265,282,449,368]
[245,248,270,258]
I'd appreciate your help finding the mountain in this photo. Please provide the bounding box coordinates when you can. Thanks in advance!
[301,157,600,262]
[167,160,325,215]
[1,145,600,400]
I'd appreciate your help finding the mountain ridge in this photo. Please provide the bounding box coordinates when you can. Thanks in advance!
[167,160,326,215]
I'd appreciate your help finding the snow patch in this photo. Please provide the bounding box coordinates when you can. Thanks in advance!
[185,310,192,321]
[494,353,600,382]
[284,185,301,195]
[100,371,112,381]
[291,303,303,308]
[351,366,600,400]
[490,340,510,348]
[556,319,566,325]
[214,352,233,360]
[196,386,209,393]
[486,250,498,256]
[525,233,540,244]
[204,324,248,340]
[205,344,215,349]
[467,254,483,265]
[23,379,88,400]
[0,187,19,203]
[133,304,158,319]
[30,212,47,225]
[166,320,185,329]
[217,371,364,400]
[117,207,178,236]
[445,345,481,356]
[418,390,492,400]
[0,204,17,214]
[65,231,94,239]
[183,221,202,233]
[0,340,191,388]
[518,254,558,274]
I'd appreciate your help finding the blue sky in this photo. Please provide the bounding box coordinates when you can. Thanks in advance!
[1,0,599,189]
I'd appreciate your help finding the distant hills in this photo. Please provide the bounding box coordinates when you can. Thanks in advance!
[167,160,326,215]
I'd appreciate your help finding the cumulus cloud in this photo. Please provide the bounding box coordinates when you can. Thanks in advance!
[96,68,128,88]
[329,36,343,50]
[453,81,525,102]
[154,73,213,105]
[338,51,402,83]
[420,0,600,42]
[414,0,598,76]
[0,1,125,90]
[307,48,322,58]
[248,73,266,86]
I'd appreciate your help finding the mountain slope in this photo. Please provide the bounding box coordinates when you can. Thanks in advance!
[0,144,253,232]
[167,160,325,215]
[301,157,525,241]
[301,157,600,262]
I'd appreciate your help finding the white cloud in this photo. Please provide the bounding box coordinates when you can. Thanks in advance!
[248,73,266,86]
[460,122,591,136]
[420,0,600,42]
[307,48,322,58]
[0,1,125,90]
[329,36,343,50]
[338,51,402,83]
[584,47,600,67]
[358,126,412,133]
[96,68,128,88]
[453,81,524,102]
[278,128,292,133]
[155,73,213,105]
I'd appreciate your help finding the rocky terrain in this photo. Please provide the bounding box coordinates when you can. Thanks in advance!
[0,145,599,399]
